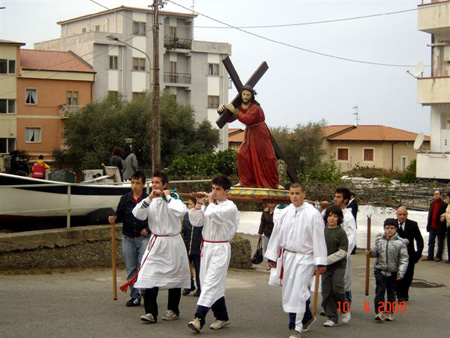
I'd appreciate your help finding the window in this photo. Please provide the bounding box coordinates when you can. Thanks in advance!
[109,56,118,70]
[133,21,146,36]
[0,138,15,154]
[94,25,100,32]
[25,128,41,143]
[363,149,374,162]
[132,92,145,101]
[0,59,7,73]
[208,64,219,76]
[337,148,349,161]
[82,28,87,33]
[169,26,177,39]
[8,60,15,74]
[132,58,146,71]
[0,99,15,114]
[208,96,219,109]
[25,89,37,105]
[401,156,407,170]
[170,61,177,82]
[108,91,118,100]
[67,91,79,112]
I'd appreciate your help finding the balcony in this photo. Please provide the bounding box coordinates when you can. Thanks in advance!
[416,152,450,179]
[418,1,450,35]
[417,76,450,104]
[164,36,192,51]
[59,104,83,118]
[163,72,191,85]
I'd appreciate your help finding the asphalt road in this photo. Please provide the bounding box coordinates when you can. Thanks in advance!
[1,234,449,338]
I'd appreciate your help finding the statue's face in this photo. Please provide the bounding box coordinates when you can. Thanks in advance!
[241,90,252,104]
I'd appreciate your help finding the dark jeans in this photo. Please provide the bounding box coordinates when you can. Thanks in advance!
[288,299,312,330]
[428,228,445,259]
[374,269,397,314]
[188,254,201,290]
[396,260,415,301]
[321,268,346,323]
[143,287,181,320]
[194,296,229,327]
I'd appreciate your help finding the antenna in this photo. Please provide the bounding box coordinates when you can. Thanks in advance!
[413,132,425,150]
[352,105,359,126]
[407,62,425,78]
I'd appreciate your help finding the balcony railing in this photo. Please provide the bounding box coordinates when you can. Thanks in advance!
[164,36,192,50]
[164,72,191,84]
[59,104,83,118]
[417,76,450,104]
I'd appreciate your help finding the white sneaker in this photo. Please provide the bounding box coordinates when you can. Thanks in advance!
[210,319,230,330]
[341,312,351,324]
[140,313,156,324]
[188,318,202,332]
[375,313,384,321]
[323,320,338,327]
[161,309,179,321]
[288,329,301,338]
[384,313,394,321]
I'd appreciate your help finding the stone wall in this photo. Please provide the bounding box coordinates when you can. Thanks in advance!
[0,225,252,271]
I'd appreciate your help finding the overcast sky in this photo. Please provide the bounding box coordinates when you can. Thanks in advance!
[0,0,432,134]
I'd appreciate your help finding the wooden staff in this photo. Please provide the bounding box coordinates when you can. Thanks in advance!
[111,222,117,300]
[312,267,320,316]
[178,192,290,205]
[365,215,372,296]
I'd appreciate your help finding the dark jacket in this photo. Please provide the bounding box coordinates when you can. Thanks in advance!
[115,191,150,237]
[258,210,274,237]
[397,219,424,264]
[426,199,448,234]
[347,199,358,221]
[182,212,203,256]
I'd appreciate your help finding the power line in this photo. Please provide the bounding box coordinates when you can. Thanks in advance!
[167,0,427,68]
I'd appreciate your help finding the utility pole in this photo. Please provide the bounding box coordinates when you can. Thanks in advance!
[151,0,163,173]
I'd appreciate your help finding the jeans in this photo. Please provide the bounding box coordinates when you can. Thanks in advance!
[188,254,201,290]
[144,287,181,320]
[427,228,445,259]
[289,298,312,330]
[122,234,150,300]
[374,269,397,314]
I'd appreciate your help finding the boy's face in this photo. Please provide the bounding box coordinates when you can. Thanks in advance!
[131,177,144,196]
[188,199,195,209]
[384,225,397,238]
[290,187,305,207]
[334,193,347,209]
[151,176,167,192]
[327,213,339,227]
[212,184,228,202]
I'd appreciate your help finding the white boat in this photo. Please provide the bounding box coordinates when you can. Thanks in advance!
[0,172,132,228]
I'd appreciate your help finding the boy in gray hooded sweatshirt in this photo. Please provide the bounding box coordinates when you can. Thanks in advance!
[366,218,409,322]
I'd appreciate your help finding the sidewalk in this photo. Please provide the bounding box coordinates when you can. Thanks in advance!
[0,233,449,338]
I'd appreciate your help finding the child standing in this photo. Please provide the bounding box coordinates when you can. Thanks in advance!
[366,218,409,321]
[321,205,349,327]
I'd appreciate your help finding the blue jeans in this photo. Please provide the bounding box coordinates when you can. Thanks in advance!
[122,234,150,300]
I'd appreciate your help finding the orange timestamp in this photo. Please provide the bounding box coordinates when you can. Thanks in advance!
[337,301,407,314]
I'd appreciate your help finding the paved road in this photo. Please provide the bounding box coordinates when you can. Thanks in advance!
[1,234,449,338]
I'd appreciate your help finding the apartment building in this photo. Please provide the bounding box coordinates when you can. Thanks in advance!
[416,0,450,180]
[35,6,231,150]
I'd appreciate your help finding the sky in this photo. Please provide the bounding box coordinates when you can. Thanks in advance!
[0,0,432,134]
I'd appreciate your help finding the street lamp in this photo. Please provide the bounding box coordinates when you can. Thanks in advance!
[106,34,155,171]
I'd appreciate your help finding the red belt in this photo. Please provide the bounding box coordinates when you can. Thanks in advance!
[200,237,229,256]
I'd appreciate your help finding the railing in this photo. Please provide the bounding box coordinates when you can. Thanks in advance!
[163,72,191,84]
[164,36,192,50]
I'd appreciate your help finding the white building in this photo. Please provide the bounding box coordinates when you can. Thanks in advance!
[416,0,450,180]
[35,6,231,150]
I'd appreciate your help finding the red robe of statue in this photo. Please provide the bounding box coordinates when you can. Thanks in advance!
[229,103,279,189]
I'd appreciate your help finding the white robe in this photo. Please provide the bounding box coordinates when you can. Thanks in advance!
[265,202,327,313]
[342,208,356,292]
[189,200,239,307]
[132,196,190,290]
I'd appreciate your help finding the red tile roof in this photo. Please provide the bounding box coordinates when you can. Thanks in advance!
[20,49,95,73]
[228,128,244,143]
[323,125,430,142]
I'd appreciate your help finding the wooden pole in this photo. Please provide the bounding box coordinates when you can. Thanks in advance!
[365,215,372,296]
[312,267,320,316]
[111,222,117,300]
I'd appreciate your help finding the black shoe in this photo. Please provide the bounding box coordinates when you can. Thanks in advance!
[193,289,201,297]
[182,288,191,296]
[126,297,140,307]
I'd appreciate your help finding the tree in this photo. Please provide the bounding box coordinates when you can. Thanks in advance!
[53,93,219,173]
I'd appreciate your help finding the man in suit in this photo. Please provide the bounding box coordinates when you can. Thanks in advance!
[396,206,424,302]
[423,190,448,262]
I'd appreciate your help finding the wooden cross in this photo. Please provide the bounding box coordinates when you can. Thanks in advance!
[217,57,299,184]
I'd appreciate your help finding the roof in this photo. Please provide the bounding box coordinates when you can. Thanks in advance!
[57,6,196,25]
[228,128,244,143]
[0,39,26,46]
[323,125,430,142]
[20,49,95,73]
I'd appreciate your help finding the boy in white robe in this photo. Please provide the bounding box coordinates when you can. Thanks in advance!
[187,175,239,332]
[132,171,190,324]
[265,183,327,338]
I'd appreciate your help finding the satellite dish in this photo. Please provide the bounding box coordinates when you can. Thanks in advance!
[407,62,425,78]
[413,132,425,150]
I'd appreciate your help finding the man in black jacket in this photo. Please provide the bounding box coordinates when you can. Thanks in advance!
[109,171,150,306]
[395,206,424,302]
[423,190,448,262]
